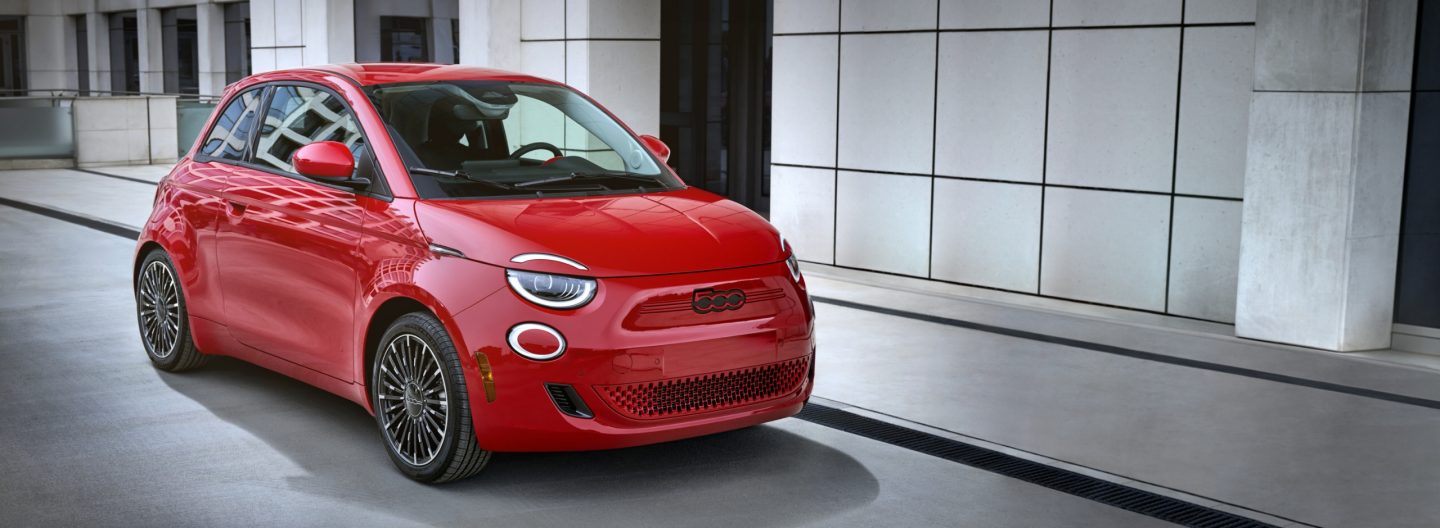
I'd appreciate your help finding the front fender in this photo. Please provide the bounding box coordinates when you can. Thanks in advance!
[354,252,508,406]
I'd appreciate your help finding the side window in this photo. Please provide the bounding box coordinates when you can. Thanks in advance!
[252,85,364,173]
[199,88,263,160]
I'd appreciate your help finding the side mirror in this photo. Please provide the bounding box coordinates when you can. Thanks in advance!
[292,141,359,183]
[639,134,670,164]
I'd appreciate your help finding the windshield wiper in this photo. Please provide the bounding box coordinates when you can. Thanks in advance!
[409,167,518,191]
[512,171,661,189]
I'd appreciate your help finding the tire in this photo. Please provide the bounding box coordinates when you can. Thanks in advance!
[372,312,491,483]
[135,249,208,372]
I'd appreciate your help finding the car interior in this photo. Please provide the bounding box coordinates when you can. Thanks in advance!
[369,82,663,199]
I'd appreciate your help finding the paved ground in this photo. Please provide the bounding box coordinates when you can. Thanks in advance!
[2,165,1439,527]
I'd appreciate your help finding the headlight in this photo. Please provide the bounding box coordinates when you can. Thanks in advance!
[781,235,802,282]
[506,269,597,309]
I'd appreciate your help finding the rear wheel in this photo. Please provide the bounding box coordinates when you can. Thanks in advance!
[135,250,207,371]
[372,312,490,483]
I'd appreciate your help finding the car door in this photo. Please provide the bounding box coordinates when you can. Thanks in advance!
[216,83,373,380]
[170,87,265,321]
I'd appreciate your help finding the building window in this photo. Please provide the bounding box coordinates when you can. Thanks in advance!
[0,16,24,95]
[74,16,89,95]
[162,7,199,95]
[224,2,250,84]
[451,18,459,64]
[380,17,430,63]
[108,12,139,93]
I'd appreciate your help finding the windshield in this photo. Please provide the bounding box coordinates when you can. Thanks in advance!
[365,81,681,199]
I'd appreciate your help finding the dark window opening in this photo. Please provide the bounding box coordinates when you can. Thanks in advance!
[109,12,140,93]
[1396,1,1440,328]
[162,7,199,95]
[74,16,89,95]
[0,16,26,95]
[224,2,251,84]
[451,18,460,64]
[380,17,430,63]
[659,0,773,214]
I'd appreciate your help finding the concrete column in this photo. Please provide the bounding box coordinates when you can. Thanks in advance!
[352,0,380,61]
[303,0,355,66]
[432,15,455,64]
[431,0,457,64]
[196,3,226,95]
[1235,0,1418,350]
[137,8,162,93]
[24,12,74,93]
[459,0,520,69]
[85,12,111,93]
[251,0,354,72]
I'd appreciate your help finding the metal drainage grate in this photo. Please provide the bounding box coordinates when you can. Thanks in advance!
[796,404,1278,528]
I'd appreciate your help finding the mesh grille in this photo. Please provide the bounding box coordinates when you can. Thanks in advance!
[596,356,809,419]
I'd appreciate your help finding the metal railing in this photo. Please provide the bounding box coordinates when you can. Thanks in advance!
[7,88,222,100]
[0,96,75,159]
[0,90,221,161]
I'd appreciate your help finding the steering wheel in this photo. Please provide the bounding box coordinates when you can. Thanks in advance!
[509,142,564,160]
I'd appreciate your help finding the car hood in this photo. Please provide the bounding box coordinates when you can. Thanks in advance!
[414,188,785,277]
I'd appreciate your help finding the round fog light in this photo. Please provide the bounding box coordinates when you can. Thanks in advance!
[507,323,566,361]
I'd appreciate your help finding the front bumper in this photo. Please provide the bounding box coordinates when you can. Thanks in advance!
[450,260,816,452]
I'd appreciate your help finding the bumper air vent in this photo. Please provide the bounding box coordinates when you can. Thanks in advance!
[545,383,594,419]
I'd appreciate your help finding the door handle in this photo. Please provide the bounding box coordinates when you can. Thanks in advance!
[227,200,247,215]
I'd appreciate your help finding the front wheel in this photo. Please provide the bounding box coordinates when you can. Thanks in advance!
[135,250,207,371]
[372,312,491,483]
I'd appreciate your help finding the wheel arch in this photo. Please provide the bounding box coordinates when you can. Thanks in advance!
[362,296,435,407]
[133,240,166,286]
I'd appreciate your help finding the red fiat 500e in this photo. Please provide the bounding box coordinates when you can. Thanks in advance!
[132,64,816,483]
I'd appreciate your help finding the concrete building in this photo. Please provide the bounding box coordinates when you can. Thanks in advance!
[0,0,1433,354]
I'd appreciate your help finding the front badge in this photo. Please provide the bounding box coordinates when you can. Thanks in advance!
[692,288,747,314]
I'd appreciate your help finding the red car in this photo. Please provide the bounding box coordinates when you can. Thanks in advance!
[133,64,816,483]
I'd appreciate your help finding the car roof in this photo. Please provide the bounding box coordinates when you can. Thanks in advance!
[261,63,564,88]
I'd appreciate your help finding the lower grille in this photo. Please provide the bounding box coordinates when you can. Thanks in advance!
[596,356,810,420]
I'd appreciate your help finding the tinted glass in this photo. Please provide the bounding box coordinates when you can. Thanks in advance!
[253,85,363,173]
[199,88,263,160]
[380,16,429,62]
